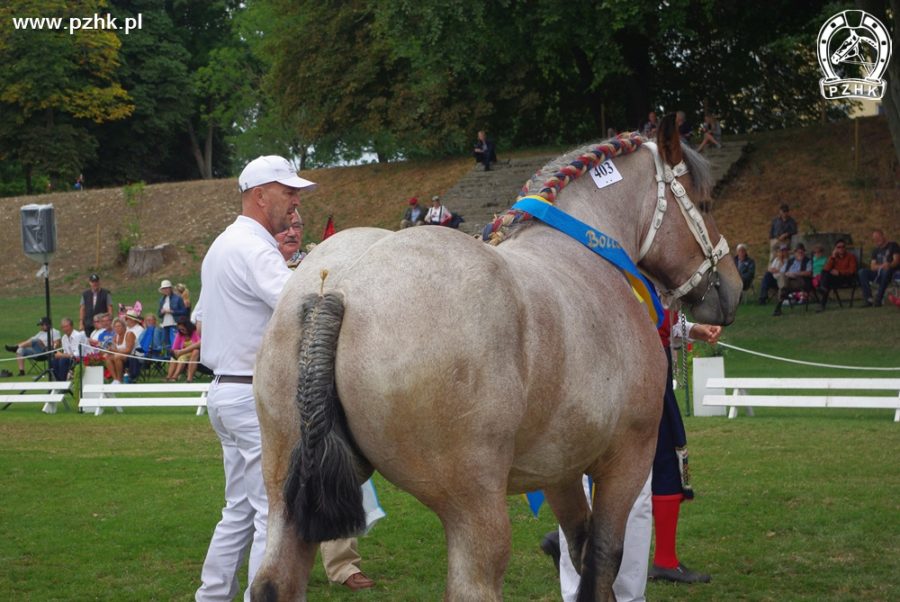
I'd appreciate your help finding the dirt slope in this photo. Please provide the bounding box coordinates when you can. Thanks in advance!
[0,116,896,297]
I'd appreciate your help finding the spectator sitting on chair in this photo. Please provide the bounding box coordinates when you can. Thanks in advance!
[400,197,427,229]
[88,313,114,351]
[768,203,797,261]
[733,244,756,291]
[5,317,61,377]
[50,317,86,381]
[758,245,790,305]
[123,305,145,381]
[166,317,201,382]
[773,245,812,316]
[158,279,188,346]
[79,273,113,337]
[103,318,137,384]
[810,244,827,289]
[473,130,496,171]
[858,229,900,307]
[816,239,858,312]
[424,195,453,226]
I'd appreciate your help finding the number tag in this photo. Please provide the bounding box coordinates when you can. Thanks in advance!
[590,159,623,189]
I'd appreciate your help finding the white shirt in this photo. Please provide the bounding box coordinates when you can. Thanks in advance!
[198,215,293,375]
[31,328,61,347]
[127,324,145,350]
[60,330,87,358]
[425,205,452,224]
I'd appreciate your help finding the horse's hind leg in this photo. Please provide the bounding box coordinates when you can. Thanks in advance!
[434,488,511,602]
[544,478,593,573]
[250,386,317,601]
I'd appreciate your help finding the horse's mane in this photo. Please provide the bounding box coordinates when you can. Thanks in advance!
[522,138,712,198]
[483,135,713,245]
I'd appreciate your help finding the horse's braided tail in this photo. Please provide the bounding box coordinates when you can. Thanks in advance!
[283,291,366,542]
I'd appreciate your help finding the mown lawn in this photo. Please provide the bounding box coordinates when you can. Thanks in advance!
[0,293,898,601]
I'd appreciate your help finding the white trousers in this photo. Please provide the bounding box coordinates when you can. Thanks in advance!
[559,474,652,602]
[196,383,268,602]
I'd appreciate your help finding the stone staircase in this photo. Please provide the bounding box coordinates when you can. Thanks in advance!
[444,141,749,237]
[443,155,557,236]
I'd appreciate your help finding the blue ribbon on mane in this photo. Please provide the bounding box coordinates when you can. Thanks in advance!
[511,196,663,328]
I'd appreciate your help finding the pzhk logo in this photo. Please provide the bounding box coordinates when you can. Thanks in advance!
[818,10,892,100]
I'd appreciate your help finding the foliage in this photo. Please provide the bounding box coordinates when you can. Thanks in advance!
[117,181,145,262]
[0,0,133,193]
[86,0,194,186]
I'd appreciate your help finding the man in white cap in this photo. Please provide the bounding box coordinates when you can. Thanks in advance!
[195,156,317,602]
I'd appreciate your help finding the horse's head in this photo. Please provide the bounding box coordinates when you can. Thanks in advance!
[637,115,741,325]
[831,30,859,65]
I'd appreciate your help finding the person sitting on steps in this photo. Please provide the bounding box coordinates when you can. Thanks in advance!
[473,130,497,171]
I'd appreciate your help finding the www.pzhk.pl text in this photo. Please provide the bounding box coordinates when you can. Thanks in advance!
[11,13,143,35]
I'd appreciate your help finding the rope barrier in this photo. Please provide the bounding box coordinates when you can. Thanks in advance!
[76,343,203,365]
[716,341,900,371]
[0,348,56,362]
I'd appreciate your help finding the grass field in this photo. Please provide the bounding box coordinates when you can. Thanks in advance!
[1,294,898,601]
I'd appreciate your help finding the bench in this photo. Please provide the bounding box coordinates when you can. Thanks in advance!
[80,383,210,416]
[0,381,74,414]
[702,378,900,422]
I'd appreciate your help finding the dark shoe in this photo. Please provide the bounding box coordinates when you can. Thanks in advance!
[18,370,25,376]
[0,369,11,378]
[649,563,711,584]
[343,572,375,591]
[757,298,766,306]
[540,530,561,573]
[862,299,874,307]
[772,306,782,316]
[4,344,18,352]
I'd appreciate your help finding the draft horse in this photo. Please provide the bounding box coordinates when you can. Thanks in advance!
[251,126,742,601]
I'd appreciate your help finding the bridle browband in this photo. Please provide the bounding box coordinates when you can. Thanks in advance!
[640,141,730,302]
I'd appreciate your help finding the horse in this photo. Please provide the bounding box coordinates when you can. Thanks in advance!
[250,127,742,602]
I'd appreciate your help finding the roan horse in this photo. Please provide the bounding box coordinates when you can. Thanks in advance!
[251,126,742,601]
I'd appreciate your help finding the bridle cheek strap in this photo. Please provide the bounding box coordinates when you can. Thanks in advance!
[639,142,729,301]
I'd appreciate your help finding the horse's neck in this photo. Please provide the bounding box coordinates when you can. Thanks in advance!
[509,154,654,260]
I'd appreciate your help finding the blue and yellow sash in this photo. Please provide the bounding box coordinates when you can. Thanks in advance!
[511,196,663,328]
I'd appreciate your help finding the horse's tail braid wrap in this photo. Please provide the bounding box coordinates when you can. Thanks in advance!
[283,291,366,542]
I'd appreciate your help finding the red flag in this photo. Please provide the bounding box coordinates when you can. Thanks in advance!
[322,215,335,240]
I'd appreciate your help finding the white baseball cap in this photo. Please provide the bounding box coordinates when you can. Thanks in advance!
[238,156,317,193]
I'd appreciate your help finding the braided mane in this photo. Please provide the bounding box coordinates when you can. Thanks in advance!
[484,132,644,245]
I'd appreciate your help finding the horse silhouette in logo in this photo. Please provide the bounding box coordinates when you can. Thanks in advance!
[831,28,879,79]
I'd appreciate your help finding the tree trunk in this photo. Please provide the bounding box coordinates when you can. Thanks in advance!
[127,243,174,277]
[187,120,211,179]
[24,163,33,195]
[857,0,900,167]
[204,123,214,178]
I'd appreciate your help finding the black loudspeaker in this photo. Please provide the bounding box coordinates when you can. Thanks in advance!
[20,203,57,263]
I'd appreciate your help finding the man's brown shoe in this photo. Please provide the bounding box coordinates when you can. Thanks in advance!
[343,572,375,591]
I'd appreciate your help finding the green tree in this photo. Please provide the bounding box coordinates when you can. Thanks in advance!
[0,0,133,193]
[86,0,194,185]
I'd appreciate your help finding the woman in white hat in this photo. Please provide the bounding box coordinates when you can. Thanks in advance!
[158,279,187,348]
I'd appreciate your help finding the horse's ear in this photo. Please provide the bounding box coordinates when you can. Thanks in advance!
[657,114,684,167]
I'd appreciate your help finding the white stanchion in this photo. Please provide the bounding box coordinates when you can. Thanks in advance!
[692,357,726,417]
